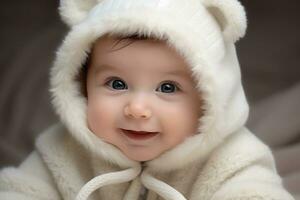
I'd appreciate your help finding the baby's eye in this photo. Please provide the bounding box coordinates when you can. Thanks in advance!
[156,81,180,93]
[105,77,128,90]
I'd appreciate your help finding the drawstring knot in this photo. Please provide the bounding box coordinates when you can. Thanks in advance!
[141,171,187,200]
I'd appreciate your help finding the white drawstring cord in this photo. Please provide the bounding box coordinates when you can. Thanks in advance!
[75,166,141,200]
[76,166,186,200]
[141,171,187,200]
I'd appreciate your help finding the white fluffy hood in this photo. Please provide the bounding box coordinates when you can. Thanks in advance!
[51,0,249,172]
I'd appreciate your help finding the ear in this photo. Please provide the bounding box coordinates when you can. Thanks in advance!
[59,0,102,27]
[202,0,247,43]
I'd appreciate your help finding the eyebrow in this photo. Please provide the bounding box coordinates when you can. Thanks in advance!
[165,69,189,76]
[95,64,119,73]
[95,64,190,77]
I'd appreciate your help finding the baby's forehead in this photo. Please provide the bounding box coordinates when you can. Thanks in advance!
[91,36,193,75]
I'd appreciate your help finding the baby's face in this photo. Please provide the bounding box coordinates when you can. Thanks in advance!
[86,35,202,161]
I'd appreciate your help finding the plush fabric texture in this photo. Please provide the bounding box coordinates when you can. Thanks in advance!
[0,0,295,199]
[0,124,294,200]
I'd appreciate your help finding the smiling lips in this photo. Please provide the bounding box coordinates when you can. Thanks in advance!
[121,129,159,140]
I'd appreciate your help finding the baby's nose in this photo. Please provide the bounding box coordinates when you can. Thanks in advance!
[124,101,152,119]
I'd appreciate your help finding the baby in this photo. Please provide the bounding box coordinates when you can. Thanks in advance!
[0,0,295,200]
[85,34,202,162]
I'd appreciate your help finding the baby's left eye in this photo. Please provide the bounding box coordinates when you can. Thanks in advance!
[156,82,180,93]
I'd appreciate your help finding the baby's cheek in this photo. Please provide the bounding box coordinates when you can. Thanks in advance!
[87,99,110,135]
[169,109,198,140]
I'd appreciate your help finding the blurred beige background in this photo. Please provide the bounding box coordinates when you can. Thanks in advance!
[0,0,299,197]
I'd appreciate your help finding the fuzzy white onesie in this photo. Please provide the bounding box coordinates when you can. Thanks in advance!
[0,0,295,199]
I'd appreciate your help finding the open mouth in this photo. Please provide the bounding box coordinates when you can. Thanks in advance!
[120,129,159,140]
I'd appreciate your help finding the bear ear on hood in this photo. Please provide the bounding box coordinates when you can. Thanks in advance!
[59,0,101,27]
[59,0,247,42]
[202,0,247,43]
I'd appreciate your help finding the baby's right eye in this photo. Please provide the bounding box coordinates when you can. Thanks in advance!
[105,77,128,90]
